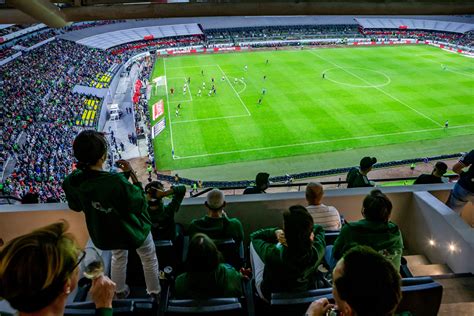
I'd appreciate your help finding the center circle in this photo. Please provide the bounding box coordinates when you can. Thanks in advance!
[323,67,391,88]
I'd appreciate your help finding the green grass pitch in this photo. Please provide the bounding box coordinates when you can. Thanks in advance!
[148,45,474,173]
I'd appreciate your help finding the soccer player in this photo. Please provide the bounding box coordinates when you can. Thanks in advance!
[445,120,449,129]
[258,98,262,105]
[211,77,215,83]
[201,70,204,76]
[187,77,191,84]
[177,103,181,110]
[175,108,179,117]
[266,59,269,65]
[263,75,266,80]
[244,65,248,71]
[197,89,202,96]
[234,77,238,84]
[208,89,213,96]
[322,73,326,79]
[221,76,225,81]
[262,88,266,95]
[170,88,174,95]
[183,86,187,94]
[202,82,206,89]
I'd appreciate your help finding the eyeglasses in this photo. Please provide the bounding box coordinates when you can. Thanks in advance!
[70,250,86,272]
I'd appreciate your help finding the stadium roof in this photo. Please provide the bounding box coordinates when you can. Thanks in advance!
[1,1,473,28]
[75,23,203,50]
[59,15,474,44]
[356,18,474,33]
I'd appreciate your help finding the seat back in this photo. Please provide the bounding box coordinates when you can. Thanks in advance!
[65,299,154,316]
[165,298,243,316]
[270,288,333,316]
[213,238,244,269]
[324,231,340,245]
[397,280,443,316]
[155,239,179,269]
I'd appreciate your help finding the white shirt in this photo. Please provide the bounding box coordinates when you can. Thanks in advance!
[306,204,342,231]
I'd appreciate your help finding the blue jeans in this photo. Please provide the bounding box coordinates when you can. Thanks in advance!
[324,245,338,271]
[447,183,474,215]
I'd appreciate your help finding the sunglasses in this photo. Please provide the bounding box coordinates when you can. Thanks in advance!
[70,250,86,272]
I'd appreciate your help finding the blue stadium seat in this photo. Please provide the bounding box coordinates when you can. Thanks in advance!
[165,298,243,315]
[397,277,443,316]
[64,299,154,316]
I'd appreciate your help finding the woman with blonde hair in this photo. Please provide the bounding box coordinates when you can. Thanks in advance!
[0,221,115,315]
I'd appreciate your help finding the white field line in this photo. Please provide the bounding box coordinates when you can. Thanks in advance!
[163,58,175,157]
[216,64,251,116]
[173,123,474,160]
[169,99,192,103]
[166,64,217,70]
[172,114,250,124]
[185,77,193,102]
[308,51,443,128]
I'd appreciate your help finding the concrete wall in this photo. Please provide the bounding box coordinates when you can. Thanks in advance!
[1,185,473,273]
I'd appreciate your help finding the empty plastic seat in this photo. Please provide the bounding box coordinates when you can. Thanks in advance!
[165,298,243,316]
[397,278,443,316]
[269,288,333,316]
[65,299,154,316]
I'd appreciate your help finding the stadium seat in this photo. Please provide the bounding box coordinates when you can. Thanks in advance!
[165,298,243,316]
[182,237,245,269]
[324,231,340,245]
[397,277,443,316]
[65,299,155,316]
[212,238,245,269]
[269,288,333,316]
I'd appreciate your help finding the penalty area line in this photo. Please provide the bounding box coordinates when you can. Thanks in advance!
[173,123,474,160]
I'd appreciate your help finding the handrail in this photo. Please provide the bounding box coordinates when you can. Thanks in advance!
[190,174,459,198]
[0,195,22,205]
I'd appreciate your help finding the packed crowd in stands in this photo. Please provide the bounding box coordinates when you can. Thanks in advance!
[360,28,470,46]
[206,25,359,44]
[1,39,126,201]
[0,24,27,37]
[14,29,59,48]
[110,35,205,55]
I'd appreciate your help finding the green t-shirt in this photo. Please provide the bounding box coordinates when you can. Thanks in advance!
[174,263,243,299]
[332,219,404,269]
[250,225,326,300]
[62,169,152,250]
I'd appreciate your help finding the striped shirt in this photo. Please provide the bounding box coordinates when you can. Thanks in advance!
[306,204,342,231]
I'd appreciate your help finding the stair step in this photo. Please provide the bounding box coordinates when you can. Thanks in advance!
[404,254,430,266]
[409,264,453,276]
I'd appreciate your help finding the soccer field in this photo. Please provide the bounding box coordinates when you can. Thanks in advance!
[148,45,474,174]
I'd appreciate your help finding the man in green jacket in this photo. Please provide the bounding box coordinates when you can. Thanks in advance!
[327,190,403,270]
[250,205,326,301]
[145,181,186,241]
[188,189,244,245]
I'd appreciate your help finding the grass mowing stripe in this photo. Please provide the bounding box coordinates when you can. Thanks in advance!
[308,50,444,128]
